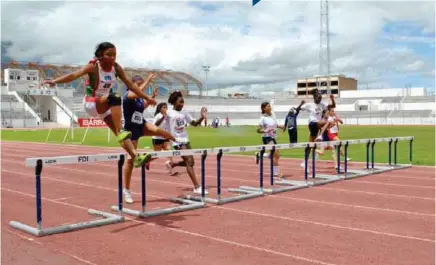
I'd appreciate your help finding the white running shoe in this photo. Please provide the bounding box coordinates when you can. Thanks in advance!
[193,186,209,195]
[123,189,133,204]
[165,161,173,175]
[300,162,310,173]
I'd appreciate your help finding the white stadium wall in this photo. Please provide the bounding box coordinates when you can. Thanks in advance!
[401,103,436,111]
[340,88,425,98]
[33,96,73,126]
[2,119,38,128]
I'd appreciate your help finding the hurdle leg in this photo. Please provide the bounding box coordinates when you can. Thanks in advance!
[116,152,206,218]
[11,157,125,237]
[141,164,146,213]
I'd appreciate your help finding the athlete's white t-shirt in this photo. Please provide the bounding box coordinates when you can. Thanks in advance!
[328,116,339,133]
[258,113,278,139]
[301,102,329,122]
[165,109,194,144]
[152,113,168,140]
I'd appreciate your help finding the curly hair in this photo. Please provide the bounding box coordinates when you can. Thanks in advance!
[168,91,183,105]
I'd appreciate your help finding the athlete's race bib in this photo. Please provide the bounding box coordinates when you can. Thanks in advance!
[175,118,185,131]
[131,111,143,125]
[266,127,276,137]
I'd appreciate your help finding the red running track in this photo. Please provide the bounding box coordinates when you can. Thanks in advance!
[1,141,435,265]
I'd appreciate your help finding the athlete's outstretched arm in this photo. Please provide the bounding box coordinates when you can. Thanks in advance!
[125,73,157,100]
[189,107,206,127]
[328,95,336,108]
[117,67,156,105]
[43,64,93,86]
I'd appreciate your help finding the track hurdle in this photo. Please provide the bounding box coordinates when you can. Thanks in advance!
[336,137,414,179]
[387,137,414,170]
[186,145,265,204]
[302,142,342,186]
[239,143,311,194]
[10,153,125,237]
[111,149,208,217]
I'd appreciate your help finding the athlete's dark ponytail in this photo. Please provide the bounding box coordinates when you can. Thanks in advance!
[154,102,167,116]
[94,42,116,59]
[260,102,269,114]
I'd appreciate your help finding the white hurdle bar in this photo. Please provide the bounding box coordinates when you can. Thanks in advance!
[111,149,211,218]
[12,136,414,236]
[11,153,125,237]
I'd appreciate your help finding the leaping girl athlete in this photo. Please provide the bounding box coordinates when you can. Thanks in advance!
[42,42,155,168]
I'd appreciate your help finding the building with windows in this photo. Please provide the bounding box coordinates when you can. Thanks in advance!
[296,74,358,97]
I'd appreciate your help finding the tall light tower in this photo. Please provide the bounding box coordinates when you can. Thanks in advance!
[319,0,331,95]
[202,65,210,98]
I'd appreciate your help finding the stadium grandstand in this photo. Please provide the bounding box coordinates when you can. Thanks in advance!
[1,61,435,130]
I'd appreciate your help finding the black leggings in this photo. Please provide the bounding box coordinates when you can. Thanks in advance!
[288,129,298,143]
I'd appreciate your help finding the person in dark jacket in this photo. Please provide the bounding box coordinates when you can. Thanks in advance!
[283,100,305,143]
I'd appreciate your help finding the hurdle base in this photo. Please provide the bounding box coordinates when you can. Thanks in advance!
[9,209,124,237]
[111,197,205,218]
[306,175,341,187]
[368,166,393,175]
[185,188,263,205]
[387,164,412,170]
[341,169,372,180]
[239,179,309,194]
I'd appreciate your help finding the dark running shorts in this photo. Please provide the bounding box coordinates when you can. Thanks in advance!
[262,137,277,145]
[308,121,319,137]
[152,138,170,145]
[125,126,144,141]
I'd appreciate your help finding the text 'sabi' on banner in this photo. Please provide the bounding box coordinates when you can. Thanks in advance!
[78,118,107,128]
[253,0,261,6]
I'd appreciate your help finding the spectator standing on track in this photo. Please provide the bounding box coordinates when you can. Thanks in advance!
[164,91,209,195]
[122,75,181,204]
[283,100,305,143]
[255,102,285,179]
[41,42,155,168]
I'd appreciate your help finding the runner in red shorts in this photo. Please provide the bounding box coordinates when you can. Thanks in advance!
[326,107,351,161]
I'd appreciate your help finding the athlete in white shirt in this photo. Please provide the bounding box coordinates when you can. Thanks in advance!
[256,102,285,178]
[299,89,336,170]
[151,102,177,175]
[164,91,209,195]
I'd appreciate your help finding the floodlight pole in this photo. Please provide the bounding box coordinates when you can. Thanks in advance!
[202,65,210,98]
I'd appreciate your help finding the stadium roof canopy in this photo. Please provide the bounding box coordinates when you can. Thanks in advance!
[1,61,204,92]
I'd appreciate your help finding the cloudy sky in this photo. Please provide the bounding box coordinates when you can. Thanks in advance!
[1,0,435,94]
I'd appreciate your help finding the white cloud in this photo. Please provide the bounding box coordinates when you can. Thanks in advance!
[1,0,435,92]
